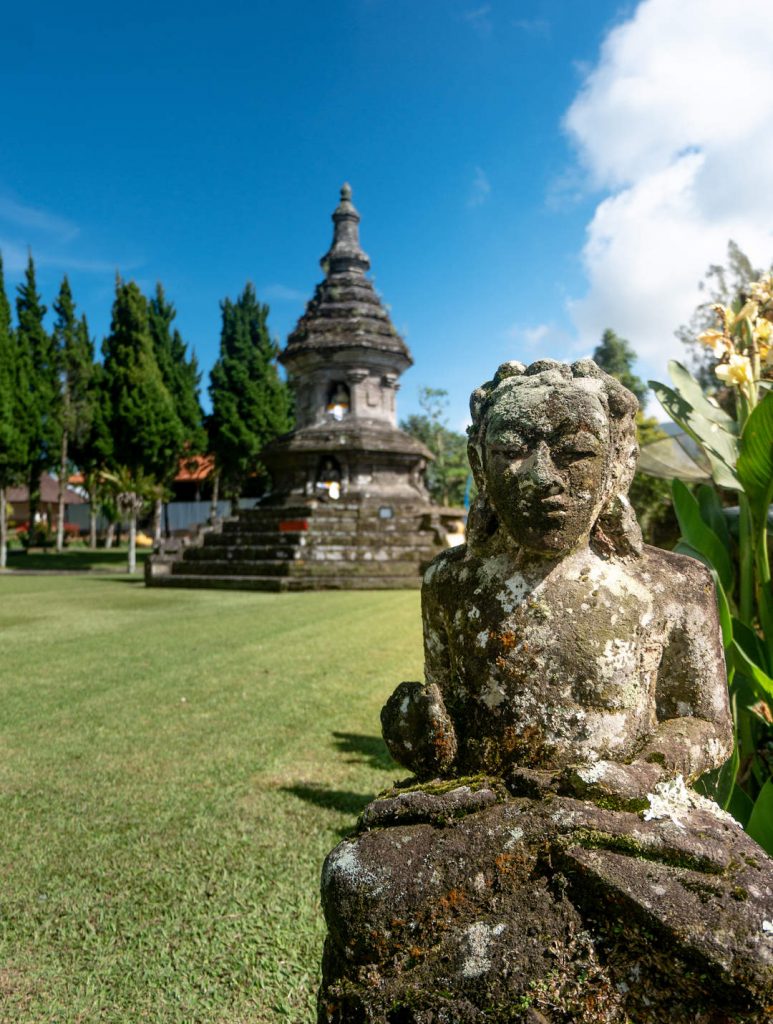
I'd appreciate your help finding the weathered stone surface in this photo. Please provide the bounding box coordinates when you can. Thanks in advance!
[320,783,773,1023]
[318,358,773,1021]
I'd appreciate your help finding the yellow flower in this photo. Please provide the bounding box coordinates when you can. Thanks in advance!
[712,304,736,331]
[715,353,753,388]
[698,328,733,357]
[738,299,760,322]
[756,319,772,343]
[749,275,773,303]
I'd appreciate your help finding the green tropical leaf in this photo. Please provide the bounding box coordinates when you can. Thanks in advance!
[667,361,737,432]
[733,616,770,675]
[672,480,734,593]
[697,484,732,550]
[650,380,740,489]
[737,392,773,527]
[728,782,754,828]
[746,779,773,854]
[731,640,773,701]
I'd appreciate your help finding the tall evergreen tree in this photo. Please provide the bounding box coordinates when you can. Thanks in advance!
[592,329,675,545]
[147,283,205,449]
[52,277,94,550]
[592,329,648,408]
[208,284,292,503]
[0,254,28,567]
[147,283,205,537]
[16,255,59,534]
[102,279,182,571]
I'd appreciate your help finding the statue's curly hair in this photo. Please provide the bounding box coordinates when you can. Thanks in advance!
[466,358,642,558]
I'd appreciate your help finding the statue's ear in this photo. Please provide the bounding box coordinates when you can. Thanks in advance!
[467,440,486,491]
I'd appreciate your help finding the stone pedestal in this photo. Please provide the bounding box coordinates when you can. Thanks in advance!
[319,780,773,1024]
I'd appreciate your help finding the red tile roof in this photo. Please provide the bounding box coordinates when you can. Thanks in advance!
[7,474,86,504]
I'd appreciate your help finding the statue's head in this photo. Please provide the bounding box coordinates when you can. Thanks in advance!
[467,359,641,557]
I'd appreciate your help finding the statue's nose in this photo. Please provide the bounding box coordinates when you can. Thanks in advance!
[525,441,563,494]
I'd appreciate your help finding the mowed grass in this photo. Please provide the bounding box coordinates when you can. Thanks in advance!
[0,577,423,1023]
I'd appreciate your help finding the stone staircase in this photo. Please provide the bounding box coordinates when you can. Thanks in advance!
[146,502,446,591]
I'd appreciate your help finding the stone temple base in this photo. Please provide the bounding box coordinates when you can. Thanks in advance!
[319,779,773,1023]
[146,501,458,591]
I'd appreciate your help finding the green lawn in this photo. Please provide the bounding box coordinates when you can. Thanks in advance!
[0,576,423,1023]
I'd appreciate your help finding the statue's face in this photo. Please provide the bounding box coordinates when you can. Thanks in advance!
[482,383,610,554]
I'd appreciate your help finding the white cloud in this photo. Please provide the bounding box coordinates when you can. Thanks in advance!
[505,322,550,347]
[564,0,773,385]
[502,321,577,359]
[468,166,491,208]
[0,188,130,276]
[0,195,79,241]
[462,5,492,37]
[512,17,550,38]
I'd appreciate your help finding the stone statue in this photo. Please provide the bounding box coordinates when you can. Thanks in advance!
[319,361,773,1024]
[381,358,733,805]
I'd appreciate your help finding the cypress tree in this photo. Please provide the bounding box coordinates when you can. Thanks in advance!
[148,284,204,442]
[208,284,292,503]
[147,283,205,536]
[52,277,94,550]
[16,255,59,536]
[102,279,182,571]
[593,328,675,545]
[592,329,648,408]
[0,254,27,567]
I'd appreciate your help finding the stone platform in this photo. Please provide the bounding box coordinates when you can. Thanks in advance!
[146,501,448,591]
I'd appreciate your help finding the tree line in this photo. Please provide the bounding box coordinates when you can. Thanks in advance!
[0,254,291,570]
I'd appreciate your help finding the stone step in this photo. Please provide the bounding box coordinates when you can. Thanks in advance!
[150,573,422,592]
[211,527,436,544]
[185,543,432,563]
[172,559,426,578]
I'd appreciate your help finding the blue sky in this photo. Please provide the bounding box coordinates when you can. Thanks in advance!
[3,0,773,429]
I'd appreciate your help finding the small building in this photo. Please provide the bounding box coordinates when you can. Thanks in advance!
[148,184,461,590]
[7,474,85,529]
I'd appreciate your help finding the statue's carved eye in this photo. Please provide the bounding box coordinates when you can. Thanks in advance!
[488,444,527,460]
[554,448,599,467]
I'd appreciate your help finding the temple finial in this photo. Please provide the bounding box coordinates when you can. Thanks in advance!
[322,182,370,275]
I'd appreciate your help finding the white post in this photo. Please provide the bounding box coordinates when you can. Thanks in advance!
[0,487,6,569]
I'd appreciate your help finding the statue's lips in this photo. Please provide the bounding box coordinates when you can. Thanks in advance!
[540,499,568,519]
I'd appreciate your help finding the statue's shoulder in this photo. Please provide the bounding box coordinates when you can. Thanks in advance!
[637,544,717,606]
[421,544,469,594]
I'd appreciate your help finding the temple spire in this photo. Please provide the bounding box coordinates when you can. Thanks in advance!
[322,182,370,275]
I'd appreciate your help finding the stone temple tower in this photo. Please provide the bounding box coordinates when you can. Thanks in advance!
[261,183,432,505]
[147,184,458,591]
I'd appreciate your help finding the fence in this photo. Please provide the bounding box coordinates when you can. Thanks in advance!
[67,499,260,536]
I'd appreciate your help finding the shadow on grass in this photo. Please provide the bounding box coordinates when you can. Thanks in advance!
[281,735,399,833]
[281,785,374,834]
[331,732,395,770]
[5,548,150,572]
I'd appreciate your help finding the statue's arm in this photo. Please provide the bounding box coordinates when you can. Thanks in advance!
[638,563,733,782]
[380,564,458,779]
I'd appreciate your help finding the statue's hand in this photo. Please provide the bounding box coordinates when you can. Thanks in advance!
[381,682,457,780]
[562,759,666,810]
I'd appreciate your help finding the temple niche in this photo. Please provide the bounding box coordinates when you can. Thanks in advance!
[147,185,460,591]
